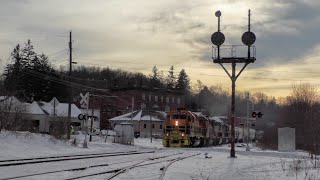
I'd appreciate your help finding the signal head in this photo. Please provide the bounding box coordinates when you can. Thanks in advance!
[215,11,221,17]
[211,31,225,46]
[242,31,256,46]
[251,111,257,118]
[257,112,264,118]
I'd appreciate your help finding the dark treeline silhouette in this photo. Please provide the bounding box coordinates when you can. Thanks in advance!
[189,80,278,117]
[3,40,67,102]
[260,83,320,157]
[2,40,191,103]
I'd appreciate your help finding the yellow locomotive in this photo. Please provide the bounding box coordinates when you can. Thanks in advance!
[162,109,208,147]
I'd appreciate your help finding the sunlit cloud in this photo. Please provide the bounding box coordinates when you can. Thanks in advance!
[0,0,319,97]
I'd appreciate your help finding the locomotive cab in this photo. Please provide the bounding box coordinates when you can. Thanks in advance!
[162,109,193,147]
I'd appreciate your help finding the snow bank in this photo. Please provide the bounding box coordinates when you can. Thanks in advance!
[0,131,142,160]
[134,138,164,149]
[0,131,76,159]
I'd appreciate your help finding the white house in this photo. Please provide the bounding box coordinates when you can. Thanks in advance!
[109,110,165,138]
[0,96,82,133]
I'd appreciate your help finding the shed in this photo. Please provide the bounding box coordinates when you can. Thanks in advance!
[114,122,134,145]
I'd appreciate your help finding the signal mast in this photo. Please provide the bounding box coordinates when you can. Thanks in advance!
[211,10,257,158]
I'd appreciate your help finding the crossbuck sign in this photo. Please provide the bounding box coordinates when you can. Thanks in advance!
[80,92,89,109]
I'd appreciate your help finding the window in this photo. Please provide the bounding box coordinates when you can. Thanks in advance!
[142,93,146,100]
[161,96,164,102]
[141,103,146,110]
[165,105,170,112]
[152,124,155,129]
[149,94,151,101]
[144,124,146,128]
[160,125,162,129]
[155,96,158,102]
[114,124,116,127]
[177,98,180,104]
[166,97,169,103]
[172,97,175,103]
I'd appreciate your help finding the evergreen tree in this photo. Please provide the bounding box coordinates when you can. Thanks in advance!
[166,65,176,89]
[149,66,161,88]
[3,40,63,102]
[176,69,190,91]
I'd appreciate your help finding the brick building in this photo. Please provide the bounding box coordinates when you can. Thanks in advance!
[82,87,185,129]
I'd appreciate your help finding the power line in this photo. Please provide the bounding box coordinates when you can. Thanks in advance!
[50,61,315,83]
[0,32,68,38]
[46,49,68,58]
[74,58,320,76]
[199,73,311,82]
[21,69,135,105]
[23,69,110,93]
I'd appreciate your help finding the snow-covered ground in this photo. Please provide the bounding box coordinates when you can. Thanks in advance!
[1,131,320,180]
[0,131,140,160]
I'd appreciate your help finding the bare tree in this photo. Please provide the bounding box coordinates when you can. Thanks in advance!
[281,83,319,153]
[0,95,25,132]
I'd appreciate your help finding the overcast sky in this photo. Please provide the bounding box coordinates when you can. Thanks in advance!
[1,0,320,97]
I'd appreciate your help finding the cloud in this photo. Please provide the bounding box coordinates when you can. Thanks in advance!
[1,0,320,97]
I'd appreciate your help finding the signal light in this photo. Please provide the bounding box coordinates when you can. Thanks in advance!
[257,112,263,118]
[251,112,257,118]
[252,111,263,118]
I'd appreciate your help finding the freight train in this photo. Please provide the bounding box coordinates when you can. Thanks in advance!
[162,109,256,147]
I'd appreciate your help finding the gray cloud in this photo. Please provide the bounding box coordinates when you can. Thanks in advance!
[1,0,320,96]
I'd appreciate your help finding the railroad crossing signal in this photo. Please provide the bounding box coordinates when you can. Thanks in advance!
[251,111,263,118]
[80,92,89,108]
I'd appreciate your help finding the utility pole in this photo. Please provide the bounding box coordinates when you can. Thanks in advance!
[67,31,72,140]
[211,10,256,158]
[131,97,134,121]
[150,112,152,143]
[246,92,250,151]
[83,92,89,148]
[89,106,94,142]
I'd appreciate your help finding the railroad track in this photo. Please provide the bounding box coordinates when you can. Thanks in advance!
[1,151,180,180]
[65,152,200,180]
[158,153,199,180]
[0,150,137,163]
[0,150,154,167]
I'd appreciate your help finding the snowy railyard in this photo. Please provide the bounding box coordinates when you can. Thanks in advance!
[0,132,319,180]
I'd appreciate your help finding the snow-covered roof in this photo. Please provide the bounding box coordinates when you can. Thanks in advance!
[21,102,45,115]
[109,110,165,122]
[37,98,81,117]
[49,97,60,107]
[0,96,21,106]
[209,116,223,123]
[37,101,53,115]
[55,103,81,118]
[208,116,226,124]
[192,112,207,117]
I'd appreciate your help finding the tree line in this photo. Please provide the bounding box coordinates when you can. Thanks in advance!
[1,40,191,103]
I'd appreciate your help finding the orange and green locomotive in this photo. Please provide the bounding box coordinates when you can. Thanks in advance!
[162,109,209,147]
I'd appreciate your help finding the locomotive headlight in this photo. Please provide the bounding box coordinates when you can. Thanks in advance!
[166,133,169,136]
[175,121,178,126]
[181,133,185,137]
